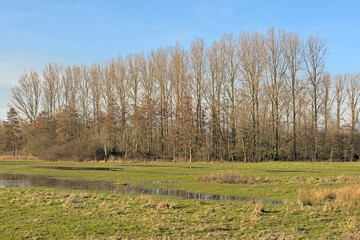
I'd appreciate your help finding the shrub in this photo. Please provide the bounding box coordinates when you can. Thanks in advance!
[40,140,104,161]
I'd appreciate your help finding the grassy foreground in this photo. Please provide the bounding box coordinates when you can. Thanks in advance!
[1,160,360,239]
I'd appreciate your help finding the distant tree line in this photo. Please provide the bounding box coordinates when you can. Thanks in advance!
[1,28,360,162]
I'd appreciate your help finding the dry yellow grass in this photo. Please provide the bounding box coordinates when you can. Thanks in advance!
[341,230,360,240]
[0,155,39,160]
[298,185,360,210]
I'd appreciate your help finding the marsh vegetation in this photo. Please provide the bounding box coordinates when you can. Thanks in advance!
[1,159,360,239]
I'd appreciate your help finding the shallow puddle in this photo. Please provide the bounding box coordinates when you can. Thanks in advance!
[266,170,320,173]
[120,164,209,169]
[148,180,177,184]
[0,173,282,204]
[35,166,121,171]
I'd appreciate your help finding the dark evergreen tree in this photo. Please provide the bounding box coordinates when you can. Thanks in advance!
[2,107,22,156]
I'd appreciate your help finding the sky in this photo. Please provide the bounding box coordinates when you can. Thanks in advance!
[1,0,360,120]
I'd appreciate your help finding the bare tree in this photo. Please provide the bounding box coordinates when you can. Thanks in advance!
[285,32,303,160]
[12,29,360,162]
[42,63,61,117]
[304,34,327,160]
[127,54,142,152]
[169,43,192,160]
[62,65,78,110]
[334,74,347,129]
[347,74,360,130]
[113,57,129,155]
[323,74,333,133]
[238,31,266,161]
[75,65,91,125]
[139,53,156,154]
[88,63,103,123]
[103,62,116,113]
[10,70,41,123]
[346,73,360,161]
[221,33,239,160]
[151,48,170,156]
[190,38,206,159]
[207,40,223,159]
[265,28,287,160]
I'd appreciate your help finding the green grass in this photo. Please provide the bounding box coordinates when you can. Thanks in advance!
[1,159,360,239]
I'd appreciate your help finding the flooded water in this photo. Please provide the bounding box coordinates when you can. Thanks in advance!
[36,166,121,171]
[266,170,320,173]
[35,166,191,176]
[0,173,282,204]
[119,164,209,169]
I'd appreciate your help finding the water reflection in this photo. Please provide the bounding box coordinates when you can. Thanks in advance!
[36,166,121,171]
[120,164,209,169]
[0,173,282,204]
[266,170,320,173]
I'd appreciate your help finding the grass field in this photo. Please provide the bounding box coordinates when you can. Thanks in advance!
[1,159,360,239]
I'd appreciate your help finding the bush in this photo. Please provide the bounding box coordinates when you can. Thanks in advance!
[40,140,104,161]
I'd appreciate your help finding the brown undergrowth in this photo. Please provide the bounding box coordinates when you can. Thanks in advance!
[195,171,278,184]
[298,185,360,210]
[0,155,39,160]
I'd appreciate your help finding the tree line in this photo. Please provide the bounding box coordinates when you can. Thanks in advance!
[1,28,360,162]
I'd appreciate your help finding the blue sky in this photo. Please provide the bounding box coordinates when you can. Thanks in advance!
[1,0,360,119]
